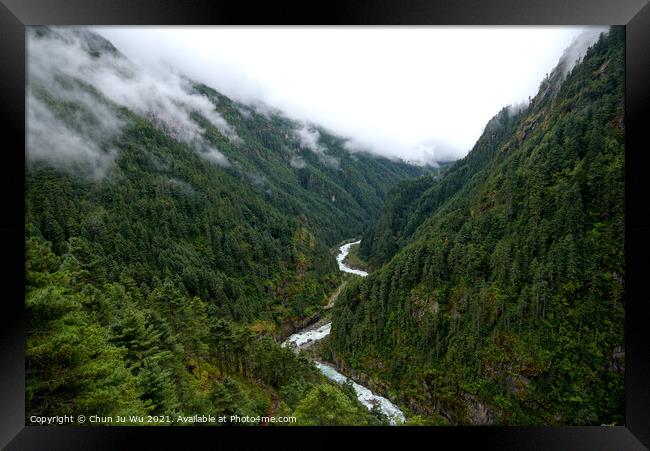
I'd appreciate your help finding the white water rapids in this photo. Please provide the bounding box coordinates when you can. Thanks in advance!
[282,240,405,425]
[336,240,369,276]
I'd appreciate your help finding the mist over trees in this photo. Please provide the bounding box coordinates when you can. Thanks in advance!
[25,26,624,426]
[25,26,423,424]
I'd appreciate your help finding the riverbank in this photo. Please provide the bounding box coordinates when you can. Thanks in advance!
[281,240,406,425]
[342,241,368,272]
[336,240,368,276]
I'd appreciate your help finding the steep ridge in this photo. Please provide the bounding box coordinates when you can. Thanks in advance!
[360,110,521,268]
[330,27,625,425]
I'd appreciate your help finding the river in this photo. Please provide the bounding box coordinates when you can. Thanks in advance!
[335,240,369,276]
[282,240,406,425]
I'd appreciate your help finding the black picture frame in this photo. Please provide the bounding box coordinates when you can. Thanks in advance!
[1,1,648,449]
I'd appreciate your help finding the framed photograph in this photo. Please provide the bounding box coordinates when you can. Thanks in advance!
[1,0,649,448]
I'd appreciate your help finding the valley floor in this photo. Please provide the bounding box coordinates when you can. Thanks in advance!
[282,240,407,425]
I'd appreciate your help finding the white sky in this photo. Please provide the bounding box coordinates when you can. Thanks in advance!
[93,26,601,163]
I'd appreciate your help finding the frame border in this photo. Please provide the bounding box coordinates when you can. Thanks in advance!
[1,1,648,449]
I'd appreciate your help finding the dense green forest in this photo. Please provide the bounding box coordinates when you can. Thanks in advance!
[25,27,424,424]
[330,27,625,425]
[26,26,625,427]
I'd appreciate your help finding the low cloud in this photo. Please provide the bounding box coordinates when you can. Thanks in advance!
[289,155,307,169]
[342,139,368,153]
[246,99,285,119]
[403,140,462,166]
[27,27,239,174]
[558,28,608,77]
[506,100,529,116]
[294,125,322,153]
[344,136,457,166]
[166,177,195,196]
[293,123,339,168]
[31,26,608,170]
[92,27,603,165]
[246,172,267,186]
[27,91,118,178]
[198,144,231,167]
[236,104,252,119]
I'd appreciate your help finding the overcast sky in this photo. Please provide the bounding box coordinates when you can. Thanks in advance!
[93,26,604,164]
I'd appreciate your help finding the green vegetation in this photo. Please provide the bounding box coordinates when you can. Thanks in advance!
[26,26,625,426]
[25,27,424,424]
[343,242,368,272]
[293,383,386,425]
[331,27,625,425]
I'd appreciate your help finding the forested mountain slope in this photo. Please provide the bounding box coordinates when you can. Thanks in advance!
[25,27,424,423]
[360,110,522,268]
[330,27,625,425]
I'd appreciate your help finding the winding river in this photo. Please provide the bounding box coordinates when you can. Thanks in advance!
[282,240,406,425]
[335,240,369,276]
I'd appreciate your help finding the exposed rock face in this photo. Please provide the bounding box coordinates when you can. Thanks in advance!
[278,313,321,341]
[609,346,625,373]
[461,393,497,425]
[329,350,390,399]
[506,374,532,395]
